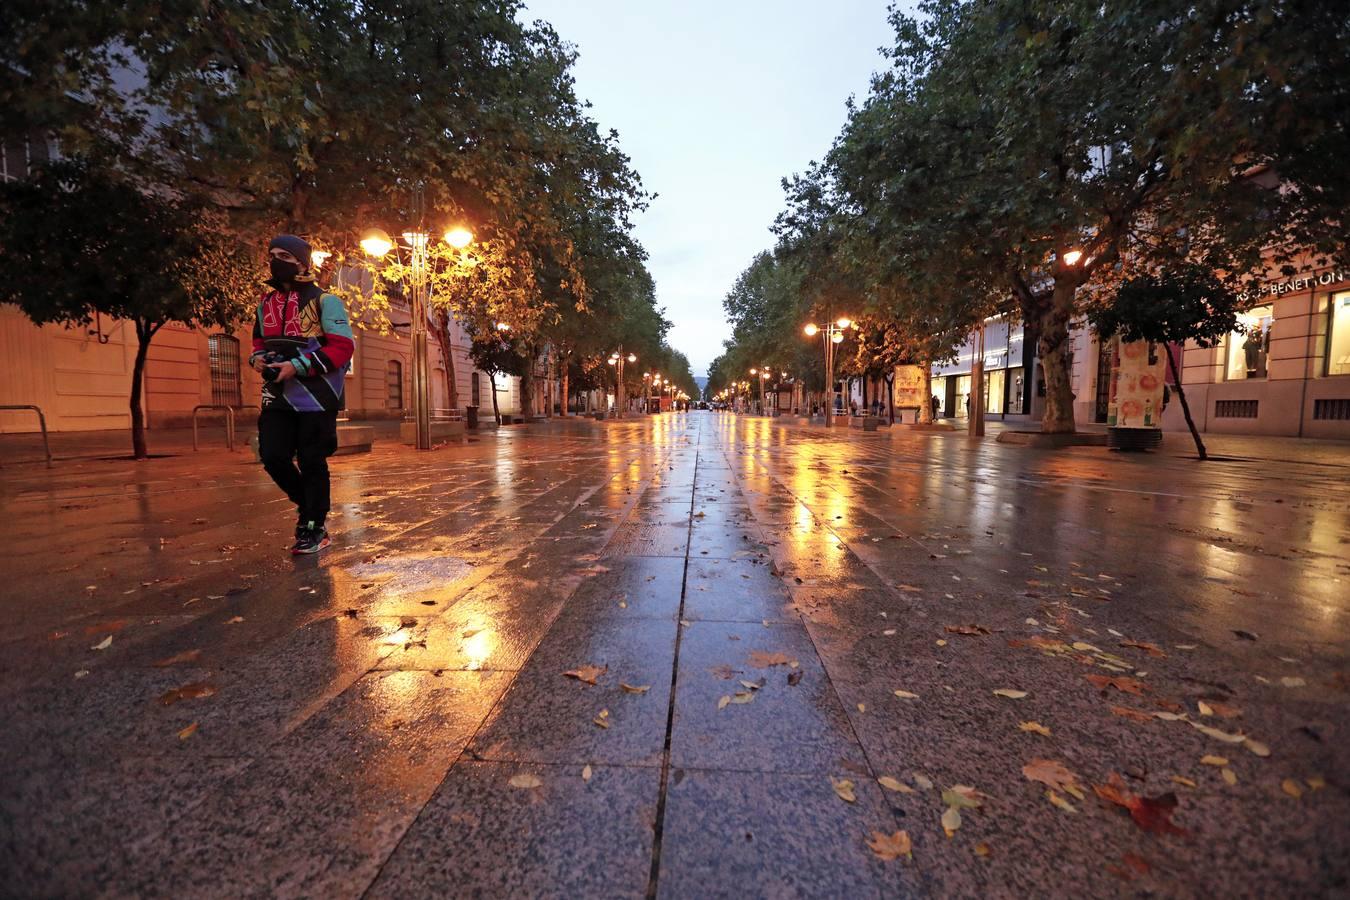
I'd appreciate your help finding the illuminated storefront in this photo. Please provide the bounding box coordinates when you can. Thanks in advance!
[931,317,1028,420]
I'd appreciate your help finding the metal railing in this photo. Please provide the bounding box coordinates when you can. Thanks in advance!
[192,405,236,451]
[0,405,53,467]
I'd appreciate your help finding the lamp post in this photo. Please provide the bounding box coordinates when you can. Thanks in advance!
[607,349,635,417]
[360,215,474,450]
[803,316,855,428]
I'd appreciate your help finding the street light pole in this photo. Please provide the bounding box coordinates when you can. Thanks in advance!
[970,319,986,438]
[407,230,432,450]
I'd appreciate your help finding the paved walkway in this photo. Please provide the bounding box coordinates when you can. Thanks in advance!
[2,413,1347,896]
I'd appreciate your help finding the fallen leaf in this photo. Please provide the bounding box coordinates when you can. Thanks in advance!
[1045,790,1078,813]
[1281,779,1303,799]
[73,670,89,679]
[593,709,610,729]
[942,785,983,809]
[1243,738,1270,757]
[893,689,920,699]
[177,722,199,741]
[91,635,113,651]
[1111,705,1155,723]
[1190,721,1247,744]
[877,776,914,793]
[709,664,737,680]
[945,624,991,636]
[159,682,217,705]
[993,688,1028,699]
[866,830,912,861]
[1222,767,1238,785]
[941,805,962,836]
[1086,674,1147,695]
[1307,775,1326,791]
[857,703,866,713]
[620,683,651,694]
[831,777,857,803]
[748,650,794,668]
[1023,759,1081,792]
[739,678,766,691]
[717,695,731,710]
[913,772,934,790]
[1280,676,1306,688]
[1093,772,1187,835]
[975,842,992,857]
[153,649,202,667]
[1120,640,1167,658]
[1200,755,1229,766]
[1019,721,1052,736]
[582,765,593,782]
[509,773,542,789]
[1233,629,1258,641]
[787,670,803,686]
[563,664,607,686]
[1171,775,1197,788]
[226,616,245,624]
[730,691,756,705]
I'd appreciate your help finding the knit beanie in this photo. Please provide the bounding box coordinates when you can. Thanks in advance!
[268,234,312,270]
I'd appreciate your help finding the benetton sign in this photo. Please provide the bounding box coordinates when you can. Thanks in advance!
[1238,269,1346,303]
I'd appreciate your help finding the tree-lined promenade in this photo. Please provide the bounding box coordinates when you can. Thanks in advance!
[0,0,696,457]
[708,0,1349,440]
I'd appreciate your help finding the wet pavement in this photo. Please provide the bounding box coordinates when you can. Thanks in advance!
[2,412,1348,897]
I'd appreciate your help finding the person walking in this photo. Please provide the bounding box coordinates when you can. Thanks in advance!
[250,235,355,555]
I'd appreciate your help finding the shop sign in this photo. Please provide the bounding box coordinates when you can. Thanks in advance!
[1238,269,1346,303]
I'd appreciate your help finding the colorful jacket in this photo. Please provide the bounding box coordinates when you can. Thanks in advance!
[249,283,355,412]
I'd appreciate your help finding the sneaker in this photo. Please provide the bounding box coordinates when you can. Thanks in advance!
[291,522,330,555]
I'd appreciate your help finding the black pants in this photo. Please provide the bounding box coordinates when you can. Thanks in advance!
[257,408,339,527]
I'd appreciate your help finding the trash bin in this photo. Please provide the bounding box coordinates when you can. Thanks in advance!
[465,405,479,428]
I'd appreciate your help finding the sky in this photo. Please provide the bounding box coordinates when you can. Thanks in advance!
[521,0,900,378]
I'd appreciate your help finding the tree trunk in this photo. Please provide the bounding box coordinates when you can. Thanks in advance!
[561,363,570,417]
[885,375,895,424]
[519,355,535,418]
[1165,344,1207,460]
[1035,281,1079,433]
[919,362,934,424]
[130,320,157,459]
[488,372,501,424]
[432,314,458,414]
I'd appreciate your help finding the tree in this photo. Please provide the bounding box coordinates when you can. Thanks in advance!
[0,160,255,458]
[467,331,521,426]
[1088,268,1243,460]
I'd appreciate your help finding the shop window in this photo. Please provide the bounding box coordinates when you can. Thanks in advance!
[207,334,242,407]
[386,360,403,408]
[1327,292,1350,376]
[1224,305,1273,380]
[985,369,1005,414]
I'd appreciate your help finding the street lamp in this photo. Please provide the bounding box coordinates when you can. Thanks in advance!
[607,348,636,417]
[362,214,474,450]
[1061,249,1083,267]
[802,316,856,427]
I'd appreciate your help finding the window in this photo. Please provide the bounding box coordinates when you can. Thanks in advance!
[1,132,53,183]
[1215,399,1259,418]
[386,360,403,408]
[471,372,481,407]
[1328,292,1350,376]
[1225,305,1273,380]
[207,334,241,406]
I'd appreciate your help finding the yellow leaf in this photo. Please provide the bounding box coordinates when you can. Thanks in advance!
[993,688,1027,699]
[717,695,731,710]
[857,703,866,713]
[893,689,920,699]
[730,691,755,705]
[1171,775,1197,788]
[1197,700,1214,716]
[508,773,542,789]
[1200,755,1229,766]
[974,842,992,857]
[913,772,934,790]
[1243,738,1270,757]
[866,830,912,861]
[1045,790,1077,813]
[1190,721,1247,743]
[1308,776,1326,791]
[1281,778,1303,799]
[177,722,199,741]
[831,777,857,803]
[91,635,113,650]
[581,765,593,782]
[620,683,651,694]
[877,776,913,793]
[1222,768,1238,785]
[592,716,610,729]
[1022,759,1081,791]
[941,805,962,836]
[1018,721,1052,736]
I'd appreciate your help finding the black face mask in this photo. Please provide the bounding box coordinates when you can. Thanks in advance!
[270,258,300,283]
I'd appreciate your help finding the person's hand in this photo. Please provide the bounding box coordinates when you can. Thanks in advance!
[270,361,299,381]
[251,356,267,373]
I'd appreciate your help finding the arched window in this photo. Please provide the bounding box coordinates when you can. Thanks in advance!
[208,334,242,406]
[386,360,404,408]
[471,372,481,407]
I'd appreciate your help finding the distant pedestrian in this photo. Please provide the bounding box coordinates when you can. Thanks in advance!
[251,235,355,555]
[931,394,941,419]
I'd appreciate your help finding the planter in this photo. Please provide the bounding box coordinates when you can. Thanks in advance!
[1107,426,1163,452]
